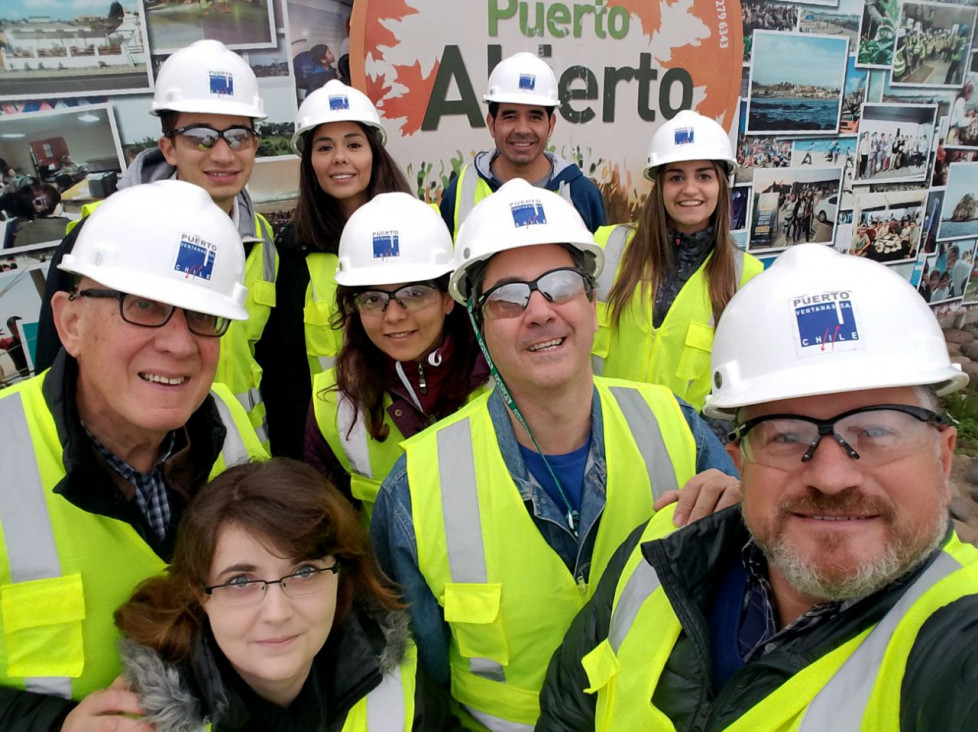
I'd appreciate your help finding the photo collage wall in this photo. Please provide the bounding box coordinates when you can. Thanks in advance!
[738,0,978,315]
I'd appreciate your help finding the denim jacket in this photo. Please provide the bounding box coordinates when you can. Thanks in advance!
[369,386,737,685]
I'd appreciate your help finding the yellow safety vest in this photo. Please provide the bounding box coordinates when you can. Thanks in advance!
[203,641,419,731]
[591,225,763,412]
[303,252,345,381]
[452,165,572,240]
[0,374,265,701]
[311,369,489,519]
[213,213,277,449]
[404,378,696,728]
[583,524,978,732]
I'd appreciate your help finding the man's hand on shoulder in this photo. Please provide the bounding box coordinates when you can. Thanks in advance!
[61,677,152,732]
[653,468,741,527]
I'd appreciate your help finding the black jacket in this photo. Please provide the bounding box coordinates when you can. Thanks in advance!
[121,603,461,731]
[0,351,233,731]
[537,507,978,731]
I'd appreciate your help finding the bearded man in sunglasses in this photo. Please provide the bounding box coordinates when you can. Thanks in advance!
[35,40,276,450]
[538,244,978,731]
[370,179,741,731]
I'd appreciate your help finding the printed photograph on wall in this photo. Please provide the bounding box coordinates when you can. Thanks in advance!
[946,54,978,147]
[799,0,863,48]
[919,242,969,305]
[747,32,849,134]
[285,0,351,107]
[748,166,843,250]
[850,189,926,264]
[742,0,799,63]
[891,1,976,87]
[923,187,946,252]
[791,136,858,207]
[0,104,124,251]
[735,101,792,183]
[854,103,937,183]
[0,263,47,386]
[143,0,277,54]
[732,185,751,230]
[857,0,900,68]
[939,161,978,239]
[959,239,978,301]
[0,0,153,101]
[842,55,870,133]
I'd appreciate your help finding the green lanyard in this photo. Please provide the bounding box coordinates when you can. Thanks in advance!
[466,298,580,537]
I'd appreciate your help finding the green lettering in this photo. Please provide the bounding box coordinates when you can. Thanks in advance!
[659,67,694,119]
[421,45,486,131]
[573,4,595,38]
[488,0,517,36]
[547,3,570,38]
[559,65,598,123]
[520,1,545,36]
[607,6,629,38]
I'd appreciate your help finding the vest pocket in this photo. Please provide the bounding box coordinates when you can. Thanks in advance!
[303,301,343,360]
[674,321,715,381]
[2,573,85,678]
[443,582,510,665]
[251,279,276,308]
[592,302,612,360]
[581,638,620,693]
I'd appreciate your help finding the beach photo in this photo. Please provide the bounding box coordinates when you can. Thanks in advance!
[939,161,978,239]
[855,103,937,183]
[143,0,277,55]
[0,0,152,100]
[748,166,843,251]
[799,0,863,48]
[851,190,926,265]
[891,2,976,87]
[747,32,848,134]
[735,101,791,184]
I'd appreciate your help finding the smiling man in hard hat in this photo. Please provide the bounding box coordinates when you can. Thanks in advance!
[439,52,606,238]
[0,181,264,730]
[35,39,276,450]
[538,244,978,731]
[372,179,739,730]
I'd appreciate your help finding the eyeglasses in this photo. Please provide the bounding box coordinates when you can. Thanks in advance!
[729,404,948,470]
[69,288,230,337]
[204,562,340,608]
[354,283,441,316]
[167,125,258,151]
[477,267,594,320]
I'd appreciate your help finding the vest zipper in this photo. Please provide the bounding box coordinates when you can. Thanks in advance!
[417,361,427,394]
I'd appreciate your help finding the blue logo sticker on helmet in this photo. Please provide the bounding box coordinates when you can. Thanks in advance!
[329,94,350,111]
[174,236,216,281]
[373,231,399,258]
[518,73,536,91]
[209,71,233,96]
[793,291,860,352]
[674,127,694,145]
[510,201,547,228]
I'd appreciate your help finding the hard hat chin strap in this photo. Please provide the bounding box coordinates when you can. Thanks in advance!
[465,297,580,537]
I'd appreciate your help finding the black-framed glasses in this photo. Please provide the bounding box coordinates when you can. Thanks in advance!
[69,288,230,337]
[167,124,258,151]
[476,267,594,320]
[204,562,340,608]
[354,282,441,316]
[729,404,948,470]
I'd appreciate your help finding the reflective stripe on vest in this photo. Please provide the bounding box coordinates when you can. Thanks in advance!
[798,551,962,731]
[434,387,681,686]
[337,393,373,478]
[211,391,251,468]
[308,274,337,372]
[595,225,631,302]
[0,391,72,698]
[365,667,407,731]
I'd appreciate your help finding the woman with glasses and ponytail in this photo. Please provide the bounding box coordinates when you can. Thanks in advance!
[115,458,459,731]
[304,193,488,518]
[592,110,763,426]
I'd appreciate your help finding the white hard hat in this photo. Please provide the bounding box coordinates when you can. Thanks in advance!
[703,244,968,419]
[335,193,454,286]
[449,178,604,303]
[292,80,387,153]
[151,40,266,120]
[645,109,736,179]
[483,52,559,107]
[59,180,248,321]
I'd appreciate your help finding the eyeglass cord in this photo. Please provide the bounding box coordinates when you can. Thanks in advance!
[466,299,580,537]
